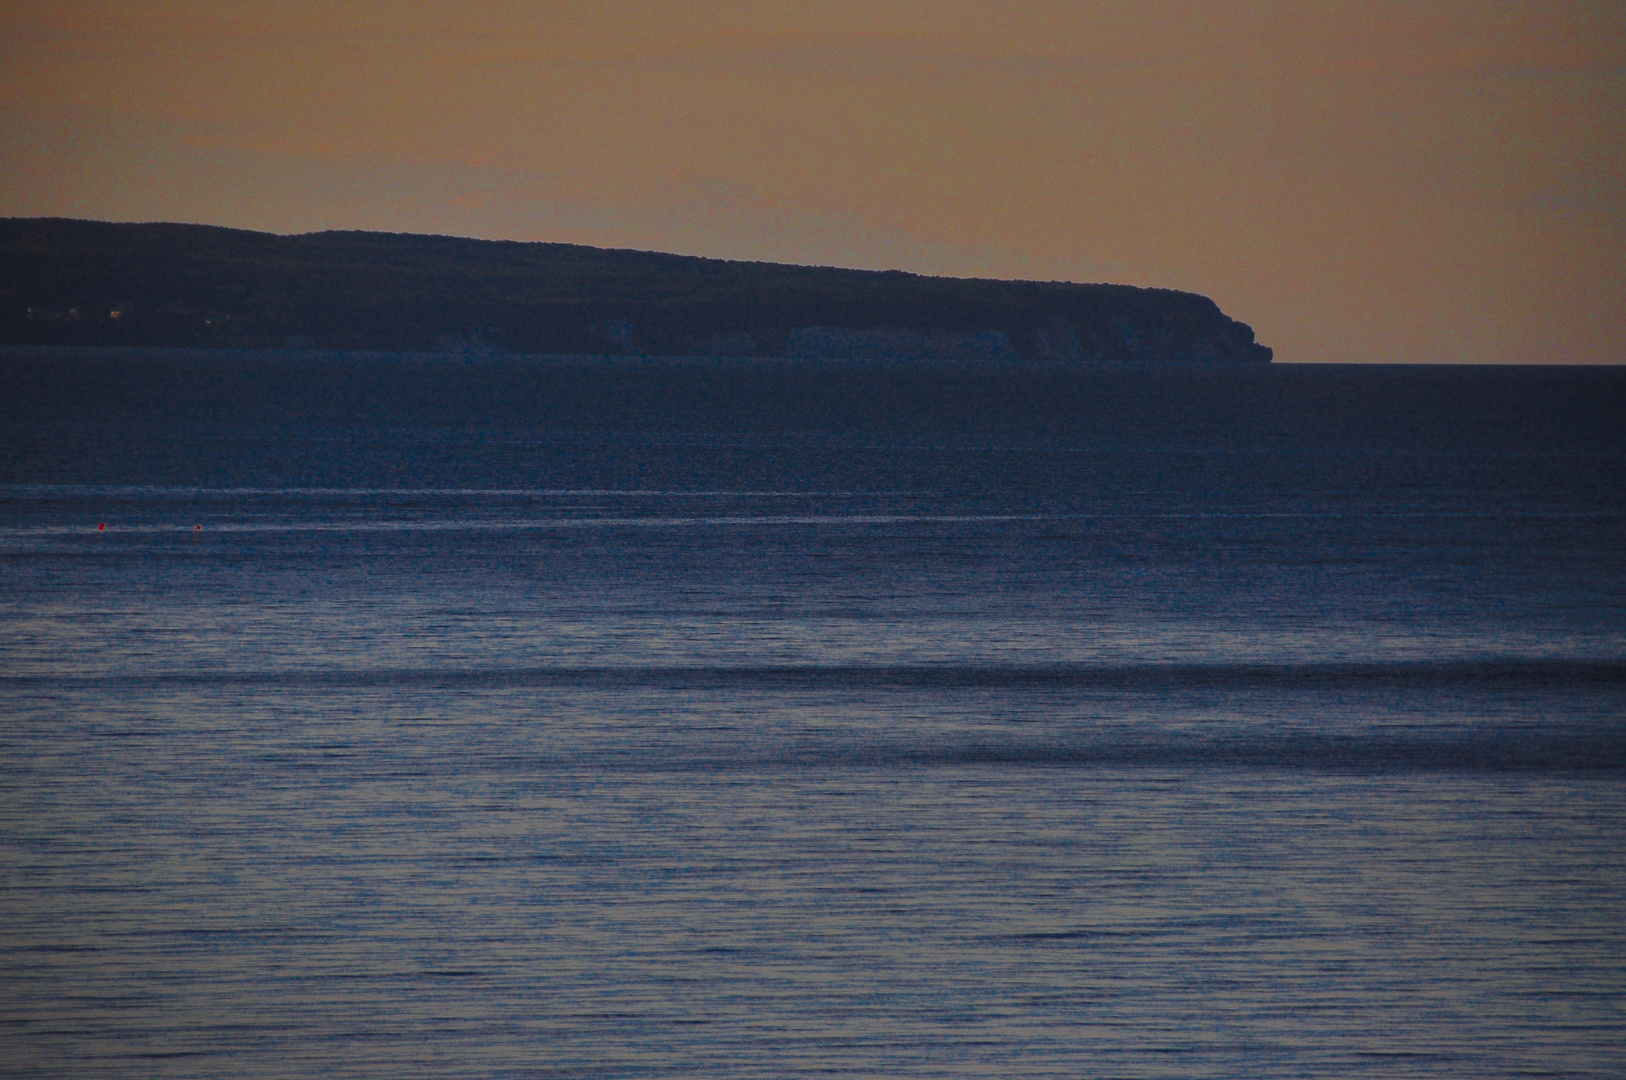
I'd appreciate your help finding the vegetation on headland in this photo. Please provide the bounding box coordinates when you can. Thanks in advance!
[0,218,1271,362]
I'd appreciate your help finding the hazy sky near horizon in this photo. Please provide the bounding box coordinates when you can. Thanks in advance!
[2,1,1622,363]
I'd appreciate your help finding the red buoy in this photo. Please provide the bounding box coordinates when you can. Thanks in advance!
[97,522,105,531]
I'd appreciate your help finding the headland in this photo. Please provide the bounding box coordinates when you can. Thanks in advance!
[1,218,1271,363]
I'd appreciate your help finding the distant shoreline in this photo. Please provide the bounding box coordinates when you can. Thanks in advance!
[3,218,1273,363]
[0,343,1286,367]
[0,345,1612,370]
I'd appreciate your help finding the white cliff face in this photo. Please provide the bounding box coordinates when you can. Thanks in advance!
[667,319,1269,363]
[781,326,1021,361]
[1029,315,1270,364]
[1031,317,1083,360]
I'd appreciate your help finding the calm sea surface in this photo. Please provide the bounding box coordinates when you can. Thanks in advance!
[2,352,1624,1078]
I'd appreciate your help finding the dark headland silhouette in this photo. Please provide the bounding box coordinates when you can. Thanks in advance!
[1,218,1271,362]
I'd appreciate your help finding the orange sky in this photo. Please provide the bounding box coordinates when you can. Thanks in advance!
[2,1,1621,362]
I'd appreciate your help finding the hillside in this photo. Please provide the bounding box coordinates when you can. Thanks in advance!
[0,218,1271,362]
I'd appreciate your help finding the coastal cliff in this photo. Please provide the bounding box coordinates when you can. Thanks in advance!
[0,218,1271,362]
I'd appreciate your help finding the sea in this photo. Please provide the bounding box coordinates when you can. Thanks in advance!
[1,351,1623,1078]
